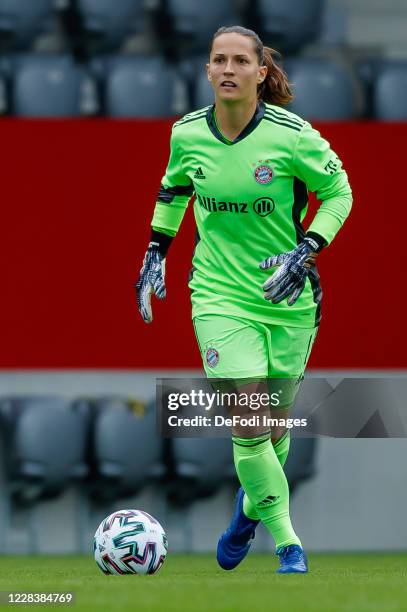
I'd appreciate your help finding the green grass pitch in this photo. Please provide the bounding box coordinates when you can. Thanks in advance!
[0,553,406,611]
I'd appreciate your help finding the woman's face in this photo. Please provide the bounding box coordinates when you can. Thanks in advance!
[207,33,267,104]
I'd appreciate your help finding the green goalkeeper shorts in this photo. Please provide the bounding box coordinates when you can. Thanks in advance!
[193,315,318,407]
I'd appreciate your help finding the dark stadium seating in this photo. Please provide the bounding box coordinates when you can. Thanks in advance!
[193,68,214,109]
[101,55,177,117]
[285,57,361,120]
[163,0,237,54]
[0,75,6,114]
[75,0,145,51]
[10,54,97,117]
[89,397,162,500]
[0,396,89,503]
[373,61,407,120]
[253,0,325,54]
[285,437,317,492]
[0,4,403,123]
[168,437,235,505]
[179,54,213,110]
[0,0,55,51]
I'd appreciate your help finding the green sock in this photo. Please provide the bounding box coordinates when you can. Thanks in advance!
[243,432,290,520]
[233,434,300,550]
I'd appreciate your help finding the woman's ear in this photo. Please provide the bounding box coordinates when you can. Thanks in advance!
[258,66,268,84]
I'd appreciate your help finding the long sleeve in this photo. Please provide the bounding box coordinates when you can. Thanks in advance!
[151,128,194,237]
[292,122,353,245]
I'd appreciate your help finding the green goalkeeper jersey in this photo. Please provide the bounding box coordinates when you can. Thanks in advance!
[151,101,352,327]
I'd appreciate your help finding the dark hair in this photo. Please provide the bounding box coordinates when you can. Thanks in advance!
[210,25,293,106]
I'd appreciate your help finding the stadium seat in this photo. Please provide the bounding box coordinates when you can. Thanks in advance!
[164,0,237,54]
[317,3,348,47]
[168,438,235,505]
[0,396,89,503]
[194,71,214,109]
[102,55,177,117]
[0,0,55,51]
[285,58,361,120]
[75,0,145,52]
[374,62,407,120]
[179,55,213,110]
[89,397,162,500]
[254,0,325,54]
[0,75,6,114]
[285,437,317,492]
[10,54,97,117]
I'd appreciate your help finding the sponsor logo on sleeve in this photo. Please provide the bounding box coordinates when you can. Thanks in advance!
[324,157,340,175]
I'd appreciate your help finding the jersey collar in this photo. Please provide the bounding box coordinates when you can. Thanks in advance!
[206,100,265,145]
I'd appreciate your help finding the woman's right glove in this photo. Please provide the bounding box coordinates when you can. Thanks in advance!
[135,244,166,323]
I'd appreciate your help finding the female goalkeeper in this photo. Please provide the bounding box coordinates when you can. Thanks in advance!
[136,25,352,573]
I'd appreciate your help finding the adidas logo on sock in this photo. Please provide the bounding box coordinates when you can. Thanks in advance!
[194,166,206,179]
[257,495,279,508]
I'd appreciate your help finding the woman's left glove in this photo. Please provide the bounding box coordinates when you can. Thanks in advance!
[259,237,320,306]
[135,245,166,323]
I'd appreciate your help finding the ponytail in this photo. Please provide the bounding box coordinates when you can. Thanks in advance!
[258,47,293,105]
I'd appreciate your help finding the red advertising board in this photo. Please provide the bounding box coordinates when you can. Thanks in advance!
[0,120,404,368]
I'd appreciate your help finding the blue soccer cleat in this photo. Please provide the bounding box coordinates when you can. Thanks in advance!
[217,487,260,570]
[276,544,309,573]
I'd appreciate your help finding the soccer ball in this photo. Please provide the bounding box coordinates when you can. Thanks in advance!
[93,509,168,575]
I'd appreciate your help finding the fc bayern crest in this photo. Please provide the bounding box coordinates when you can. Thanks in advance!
[206,348,219,368]
[254,164,274,185]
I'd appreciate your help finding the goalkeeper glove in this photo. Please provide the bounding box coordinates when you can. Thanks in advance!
[260,235,323,306]
[135,230,173,323]
[135,243,167,324]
